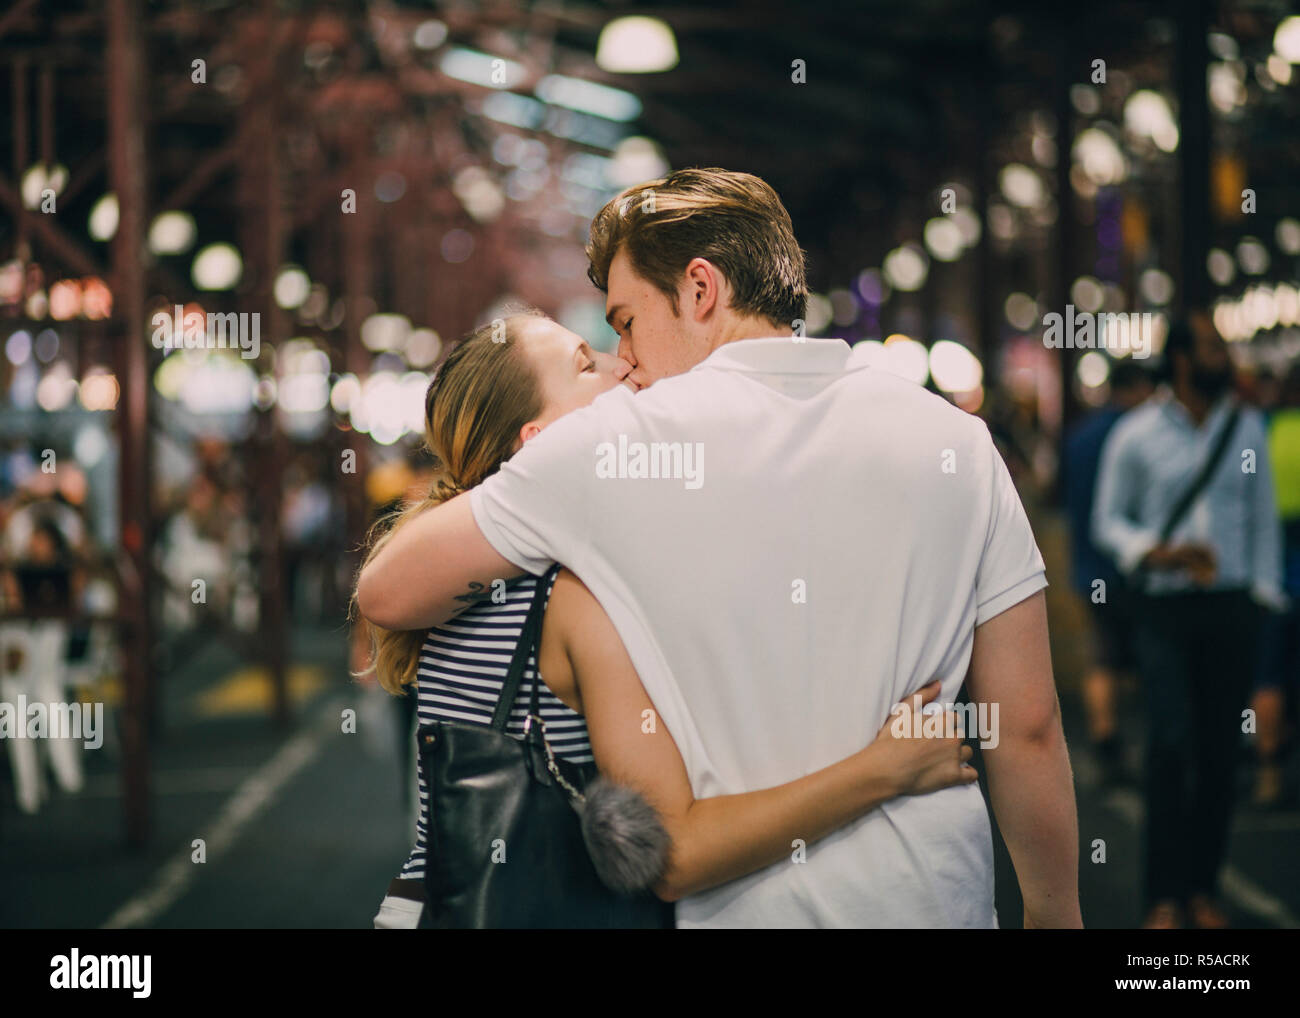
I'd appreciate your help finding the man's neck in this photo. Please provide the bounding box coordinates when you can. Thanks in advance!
[706,315,793,355]
[1171,380,1218,427]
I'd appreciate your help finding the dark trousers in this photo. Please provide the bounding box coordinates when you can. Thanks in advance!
[1133,589,1262,907]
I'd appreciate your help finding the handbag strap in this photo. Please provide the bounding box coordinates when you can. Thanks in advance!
[489,566,561,732]
[1157,402,1241,543]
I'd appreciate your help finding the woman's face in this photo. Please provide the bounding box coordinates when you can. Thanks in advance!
[515,317,637,433]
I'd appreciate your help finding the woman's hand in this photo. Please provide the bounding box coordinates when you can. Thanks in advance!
[866,680,979,798]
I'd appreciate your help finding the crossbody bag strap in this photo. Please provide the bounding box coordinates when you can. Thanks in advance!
[524,566,562,718]
[489,566,561,732]
[1156,402,1242,544]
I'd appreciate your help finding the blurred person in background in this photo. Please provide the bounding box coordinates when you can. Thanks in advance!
[158,473,227,630]
[1093,310,1284,929]
[0,468,91,812]
[985,389,1039,492]
[1249,366,1281,413]
[2,467,87,564]
[1253,362,1300,807]
[1063,359,1153,787]
[282,455,338,623]
[157,468,256,633]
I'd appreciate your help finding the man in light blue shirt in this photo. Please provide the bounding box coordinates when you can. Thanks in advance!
[1092,309,1282,929]
[1063,360,1152,789]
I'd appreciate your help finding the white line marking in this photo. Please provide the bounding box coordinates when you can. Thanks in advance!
[1101,788,1299,928]
[1220,868,1300,929]
[100,698,344,930]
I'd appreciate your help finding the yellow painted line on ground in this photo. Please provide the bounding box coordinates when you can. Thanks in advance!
[194,664,327,717]
[83,676,123,706]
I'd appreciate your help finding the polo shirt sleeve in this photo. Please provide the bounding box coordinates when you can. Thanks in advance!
[469,404,598,577]
[975,428,1048,625]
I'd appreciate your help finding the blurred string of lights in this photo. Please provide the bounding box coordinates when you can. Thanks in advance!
[800,14,1300,415]
[6,12,1300,443]
[1,13,679,451]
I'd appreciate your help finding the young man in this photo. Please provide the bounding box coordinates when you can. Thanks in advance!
[1092,310,1283,929]
[1063,360,1153,787]
[359,168,1081,928]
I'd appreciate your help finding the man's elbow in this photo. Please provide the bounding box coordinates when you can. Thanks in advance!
[652,878,685,903]
[650,841,692,902]
[652,861,692,903]
[994,697,1065,752]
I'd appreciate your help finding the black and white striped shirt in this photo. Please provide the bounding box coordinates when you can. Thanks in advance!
[398,571,592,882]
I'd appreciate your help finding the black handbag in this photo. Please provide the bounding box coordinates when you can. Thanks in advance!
[416,567,674,929]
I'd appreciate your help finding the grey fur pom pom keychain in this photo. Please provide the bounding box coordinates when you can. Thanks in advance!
[573,778,672,895]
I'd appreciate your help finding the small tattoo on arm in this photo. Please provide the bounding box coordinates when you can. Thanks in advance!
[453,582,492,606]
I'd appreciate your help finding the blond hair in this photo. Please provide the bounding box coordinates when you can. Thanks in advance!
[586,167,808,327]
[351,311,546,694]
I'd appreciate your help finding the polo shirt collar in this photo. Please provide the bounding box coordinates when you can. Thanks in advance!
[693,336,851,375]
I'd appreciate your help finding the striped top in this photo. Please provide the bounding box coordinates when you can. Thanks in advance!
[397,570,592,882]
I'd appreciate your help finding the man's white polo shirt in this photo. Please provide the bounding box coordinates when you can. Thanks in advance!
[471,337,1047,928]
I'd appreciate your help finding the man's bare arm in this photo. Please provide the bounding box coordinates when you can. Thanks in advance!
[355,492,524,630]
[966,590,1082,928]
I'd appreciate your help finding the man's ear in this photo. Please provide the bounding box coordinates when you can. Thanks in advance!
[519,420,543,446]
[682,257,721,322]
